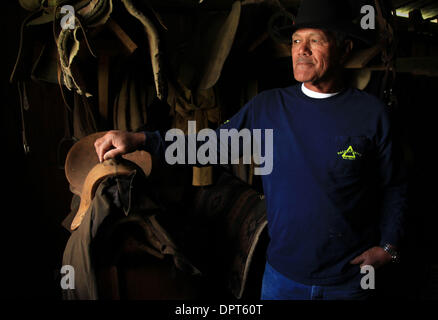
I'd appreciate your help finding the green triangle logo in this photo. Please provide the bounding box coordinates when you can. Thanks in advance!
[339,145,362,160]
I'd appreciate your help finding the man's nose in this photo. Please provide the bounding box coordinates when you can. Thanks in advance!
[298,40,311,56]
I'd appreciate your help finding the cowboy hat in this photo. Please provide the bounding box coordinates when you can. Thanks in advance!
[287,0,375,46]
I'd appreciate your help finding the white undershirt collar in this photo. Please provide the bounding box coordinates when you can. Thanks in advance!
[301,83,341,99]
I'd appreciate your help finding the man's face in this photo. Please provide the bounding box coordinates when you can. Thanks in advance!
[291,28,339,84]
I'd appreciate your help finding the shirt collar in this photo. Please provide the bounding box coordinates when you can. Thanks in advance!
[301,83,341,99]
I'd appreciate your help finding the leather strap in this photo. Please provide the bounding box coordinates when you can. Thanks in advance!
[98,54,110,128]
[10,9,44,84]
[17,81,31,155]
[374,0,397,105]
[121,0,165,101]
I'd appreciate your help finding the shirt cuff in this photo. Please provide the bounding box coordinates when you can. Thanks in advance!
[141,130,164,156]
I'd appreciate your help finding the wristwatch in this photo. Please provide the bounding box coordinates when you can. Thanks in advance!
[381,243,400,263]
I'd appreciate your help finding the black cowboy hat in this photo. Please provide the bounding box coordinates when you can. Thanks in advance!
[275,0,375,46]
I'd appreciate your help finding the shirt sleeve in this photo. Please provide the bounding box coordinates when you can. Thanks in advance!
[376,108,408,248]
[139,98,256,164]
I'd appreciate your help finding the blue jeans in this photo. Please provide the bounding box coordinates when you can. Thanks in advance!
[261,262,373,300]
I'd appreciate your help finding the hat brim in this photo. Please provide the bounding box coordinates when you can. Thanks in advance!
[298,22,373,45]
[277,21,375,46]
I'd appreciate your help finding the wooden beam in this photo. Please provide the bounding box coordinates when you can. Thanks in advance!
[106,18,138,55]
[344,45,383,69]
[396,57,438,76]
[363,57,438,77]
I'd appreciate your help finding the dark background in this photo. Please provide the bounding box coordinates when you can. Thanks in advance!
[1,2,71,299]
[1,0,437,300]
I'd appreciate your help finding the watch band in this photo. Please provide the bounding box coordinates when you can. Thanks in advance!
[381,243,400,263]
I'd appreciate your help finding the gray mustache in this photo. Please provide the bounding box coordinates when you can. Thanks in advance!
[296,58,314,64]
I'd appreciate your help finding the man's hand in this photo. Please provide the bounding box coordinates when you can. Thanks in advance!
[350,246,392,269]
[94,130,146,163]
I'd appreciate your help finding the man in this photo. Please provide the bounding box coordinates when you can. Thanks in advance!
[94,0,407,300]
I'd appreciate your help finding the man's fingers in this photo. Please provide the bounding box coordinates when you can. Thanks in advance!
[94,140,102,162]
[103,148,123,161]
[94,130,134,162]
[96,137,115,162]
[350,255,364,265]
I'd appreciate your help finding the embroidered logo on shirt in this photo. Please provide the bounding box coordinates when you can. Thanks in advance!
[337,145,362,160]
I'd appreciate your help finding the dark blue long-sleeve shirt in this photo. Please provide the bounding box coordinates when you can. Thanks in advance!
[142,84,407,285]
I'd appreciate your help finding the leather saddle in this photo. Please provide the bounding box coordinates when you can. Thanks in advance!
[64,131,152,230]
